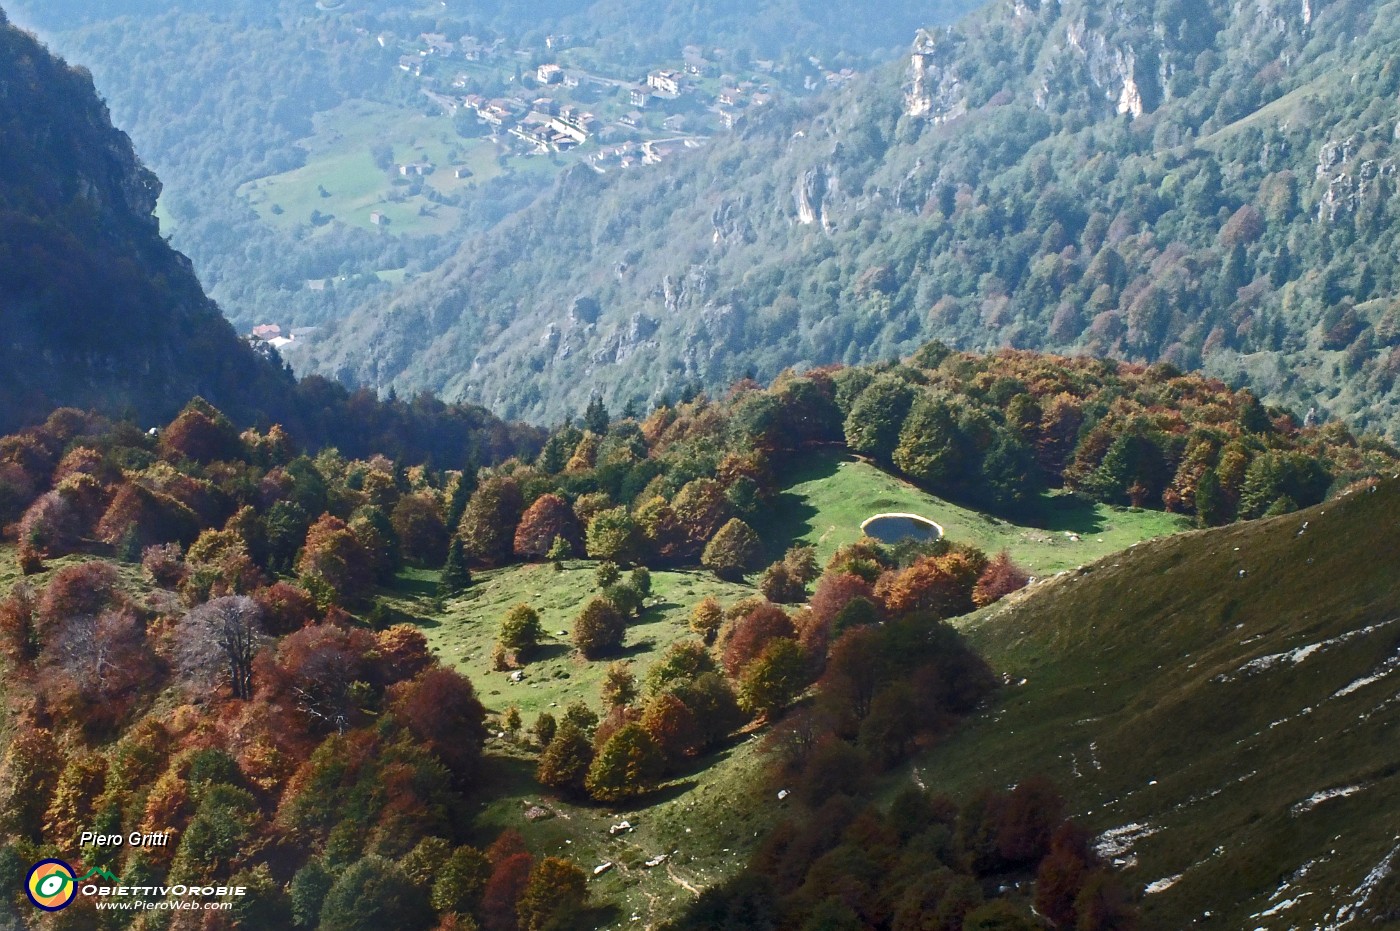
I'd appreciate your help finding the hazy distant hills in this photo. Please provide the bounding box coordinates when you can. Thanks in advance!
[310,0,1400,437]
[0,8,291,433]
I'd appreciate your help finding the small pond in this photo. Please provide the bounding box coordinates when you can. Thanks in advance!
[860,512,944,544]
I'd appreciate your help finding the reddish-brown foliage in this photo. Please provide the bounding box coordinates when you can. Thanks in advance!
[480,851,534,931]
[297,514,373,604]
[808,573,876,629]
[1033,823,1094,926]
[36,562,124,638]
[250,582,318,635]
[96,483,200,550]
[0,583,37,664]
[18,492,79,562]
[512,493,581,560]
[375,625,434,682]
[971,551,1030,608]
[721,602,796,676]
[158,402,242,464]
[142,543,188,590]
[874,550,987,618]
[996,775,1066,866]
[640,692,701,764]
[670,478,733,552]
[388,667,487,782]
[256,624,377,735]
[40,609,154,734]
[817,627,886,727]
[487,829,529,865]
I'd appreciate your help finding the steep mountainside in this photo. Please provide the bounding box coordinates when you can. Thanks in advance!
[918,478,1400,927]
[0,9,291,433]
[311,0,1400,436]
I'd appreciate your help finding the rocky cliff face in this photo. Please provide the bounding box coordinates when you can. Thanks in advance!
[0,8,290,431]
[904,0,1322,122]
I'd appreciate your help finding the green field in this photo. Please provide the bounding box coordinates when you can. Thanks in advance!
[379,561,777,928]
[238,99,512,237]
[400,562,755,722]
[765,450,1192,574]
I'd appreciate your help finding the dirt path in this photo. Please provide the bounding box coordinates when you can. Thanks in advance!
[667,863,701,896]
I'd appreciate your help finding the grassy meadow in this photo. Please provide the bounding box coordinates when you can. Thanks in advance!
[764,450,1191,574]
[238,99,529,238]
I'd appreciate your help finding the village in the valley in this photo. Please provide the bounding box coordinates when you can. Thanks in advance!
[242,13,861,353]
[384,27,858,172]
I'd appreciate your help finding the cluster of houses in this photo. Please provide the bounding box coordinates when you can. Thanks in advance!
[377,28,829,166]
[248,323,315,350]
[456,93,599,153]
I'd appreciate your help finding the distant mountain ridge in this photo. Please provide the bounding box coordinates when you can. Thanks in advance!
[0,7,292,433]
[310,0,1400,438]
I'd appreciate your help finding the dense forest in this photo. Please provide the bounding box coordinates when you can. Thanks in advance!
[3,343,1390,927]
[307,0,1400,439]
[0,341,1388,924]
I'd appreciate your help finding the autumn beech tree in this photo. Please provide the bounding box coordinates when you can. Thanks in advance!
[179,595,265,700]
[689,596,723,645]
[458,476,524,566]
[572,596,626,659]
[738,638,806,721]
[585,723,665,802]
[720,602,795,676]
[390,493,449,567]
[512,494,580,560]
[158,398,243,465]
[585,506,640,564]
[498,603,543,664]
[671,478,733,555]
[972,551,1031,607]
[517,857,587,931]
[297,514,373,607]
[874,549,988,619]
[388,666,488,782]
[702,518,762,581]
[535,719,593,795]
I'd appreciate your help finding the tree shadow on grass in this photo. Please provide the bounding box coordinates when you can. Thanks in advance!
[1019,492,1110,535]
[389,572,441,598]
[526,641,573,663]
[619,638,657,658]
[577,904,622,929]
[756,451,845,560]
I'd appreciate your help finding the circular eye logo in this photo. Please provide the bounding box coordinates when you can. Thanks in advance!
[26,859,77,911]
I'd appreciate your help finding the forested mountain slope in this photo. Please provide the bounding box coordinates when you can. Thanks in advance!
[0,9,291,433]
[8,0,982,339]
[312,0,1400,436]
[0,8,541,464]
[14,0,976,62]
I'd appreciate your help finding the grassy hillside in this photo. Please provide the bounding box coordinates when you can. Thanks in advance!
[913,479,1400,928]
[360,454,1194,927]
[377,562,778,927]
[767,450,1190,574]
[239,100,547,240]
[407,562,754,722]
